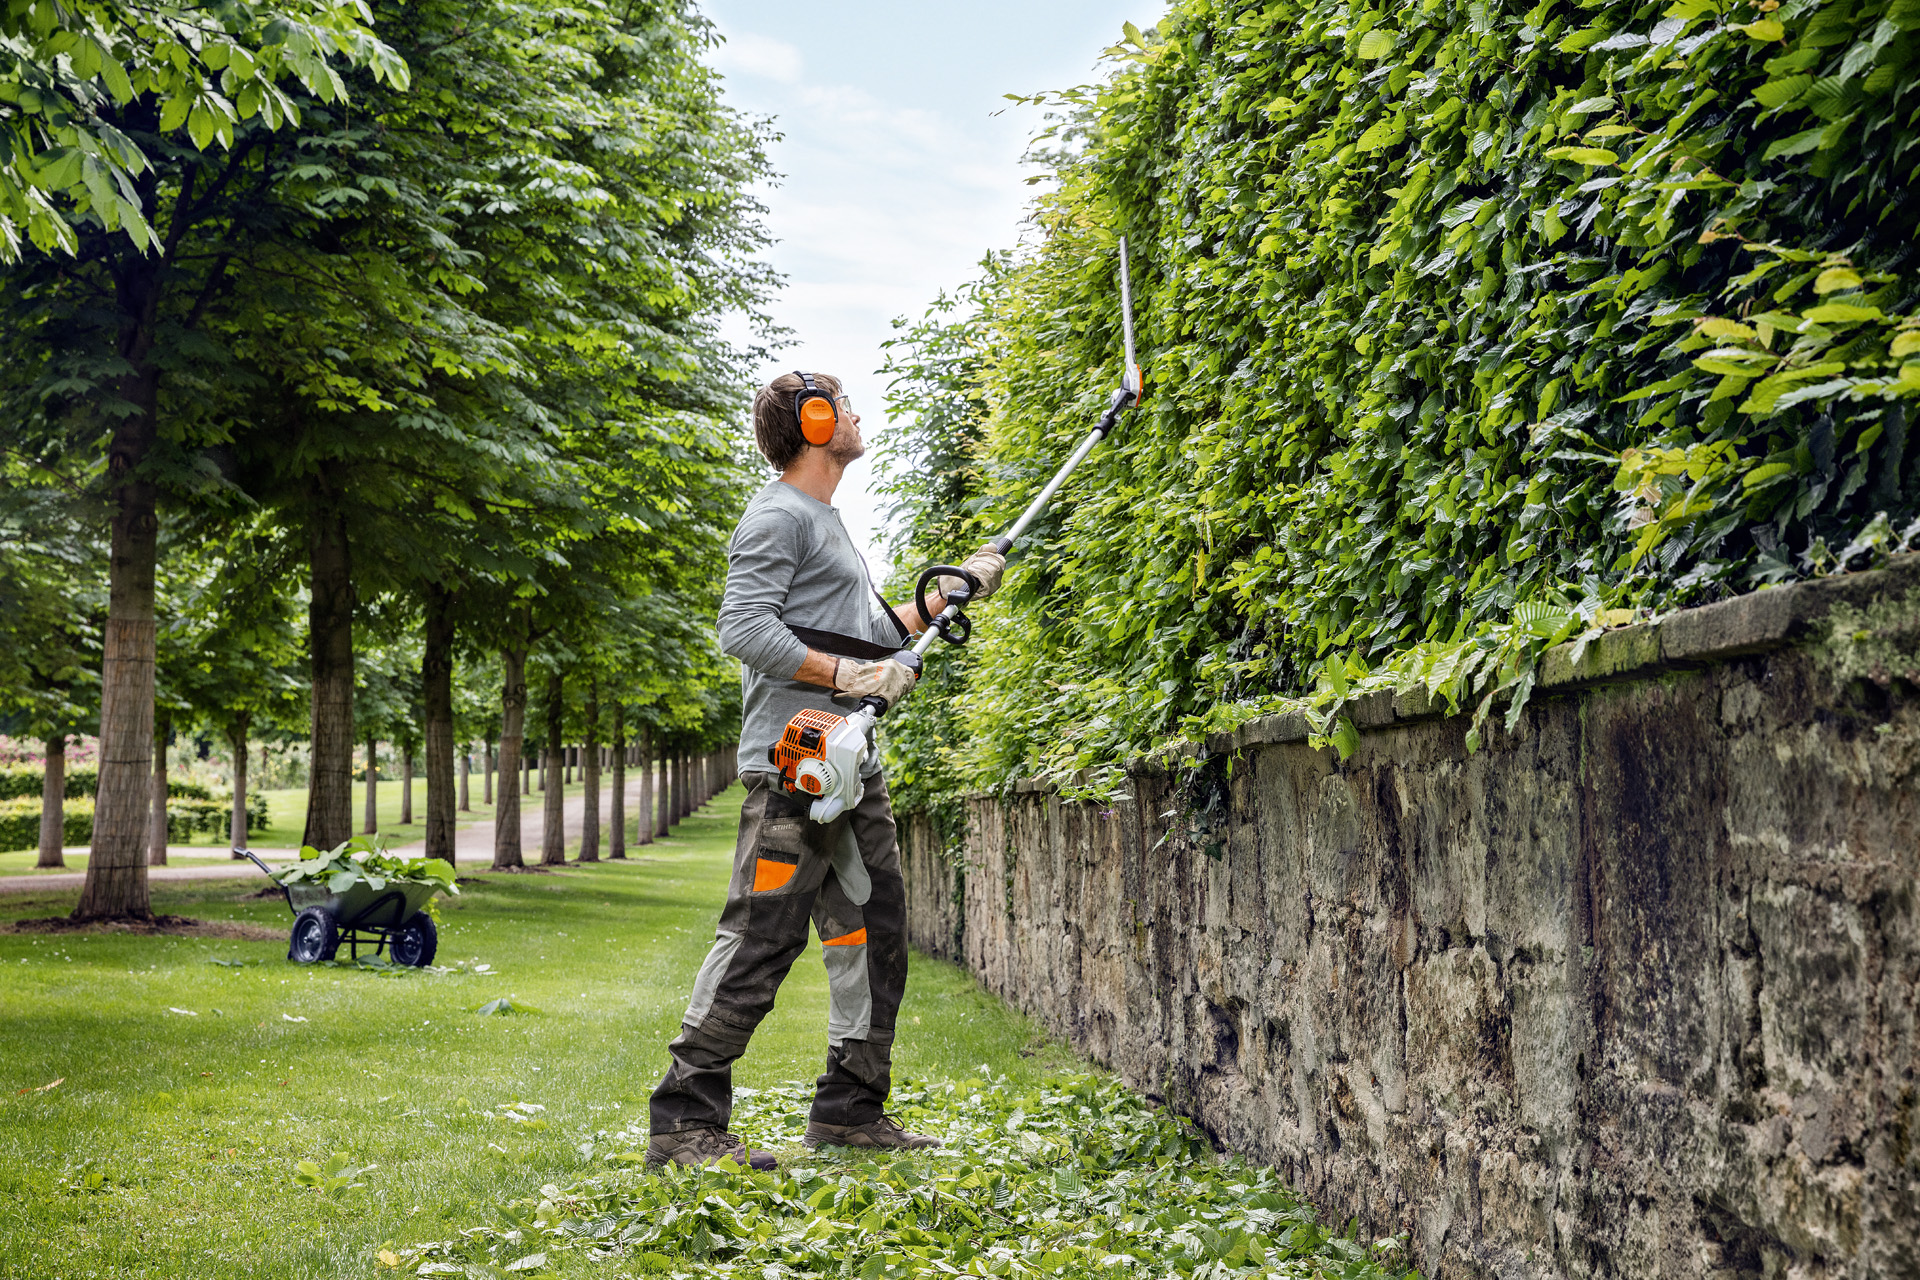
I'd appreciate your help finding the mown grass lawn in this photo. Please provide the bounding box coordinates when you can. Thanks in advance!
[0,785,1412,1280]
[0,787,1078,1279]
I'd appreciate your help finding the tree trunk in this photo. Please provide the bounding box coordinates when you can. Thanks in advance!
[656,749,670,837]
[400,747,414,826]
[363,736,378,834]
[458,749,470,812]
[227,714,251,856]
[579,682,601,862]
[492,648,527,870]
[483,735,494,807]
[74,328,160,920]
[537,747,545,792]
[609,706,626,859]
[37,734,66,869]
[419,578,454,864]
[540,672,565,865]
[523,746,531,794]
[636,727,653,846]
[149,710,170,865]
[303,502,355,852]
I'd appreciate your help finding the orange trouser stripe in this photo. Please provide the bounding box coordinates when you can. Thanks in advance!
[821,927,867,947]
[753,858,796,892]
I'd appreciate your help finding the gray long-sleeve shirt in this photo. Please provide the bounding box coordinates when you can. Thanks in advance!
[720,479,903,779]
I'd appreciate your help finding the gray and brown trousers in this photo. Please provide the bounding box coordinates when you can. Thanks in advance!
[649,770,906,1134]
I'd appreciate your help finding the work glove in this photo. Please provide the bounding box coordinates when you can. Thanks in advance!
[833,656,917,707]
[938,546,1006,602]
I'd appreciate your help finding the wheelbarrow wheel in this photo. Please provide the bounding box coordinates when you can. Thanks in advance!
[390,912,438,968]
[288,907,339,964]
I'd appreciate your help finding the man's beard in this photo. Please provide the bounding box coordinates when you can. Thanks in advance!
[828,433,865,465]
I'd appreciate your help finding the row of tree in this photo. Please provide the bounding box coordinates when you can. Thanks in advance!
[0,0,773,917]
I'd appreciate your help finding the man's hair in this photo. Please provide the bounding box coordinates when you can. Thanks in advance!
[751,371,842,471]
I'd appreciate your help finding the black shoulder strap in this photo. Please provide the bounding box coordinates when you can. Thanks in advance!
[785,585,910,662]
[875,585,910,643]
[786,625,901,662]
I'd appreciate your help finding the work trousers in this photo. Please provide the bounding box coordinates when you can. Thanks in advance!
[649,769,907,1134]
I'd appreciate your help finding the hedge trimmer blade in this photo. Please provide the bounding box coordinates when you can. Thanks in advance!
[1118,236,1142,398]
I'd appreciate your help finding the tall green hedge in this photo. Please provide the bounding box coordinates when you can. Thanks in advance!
[0,793,267,852]
[0,798,93,851]
[0,764,225,802]
[881,0,1920,798]
[0,765,98,799]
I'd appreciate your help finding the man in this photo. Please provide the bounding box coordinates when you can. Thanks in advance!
[647,370,1004,1170]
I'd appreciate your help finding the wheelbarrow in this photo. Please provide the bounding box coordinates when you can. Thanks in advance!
[237,848,440,966]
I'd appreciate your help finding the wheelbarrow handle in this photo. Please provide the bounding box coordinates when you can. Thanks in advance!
[233,847,276,879]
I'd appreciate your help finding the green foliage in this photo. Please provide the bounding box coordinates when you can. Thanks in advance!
[290,1150,373,1200]
[0,763,97,798]
[392,1073,1415,1278]
[274,834,458,896]
[875,269,1006,814]
[0,794,90,848]
[881,0,1920,794]
[0,0,407,260]
[0,775,267,846]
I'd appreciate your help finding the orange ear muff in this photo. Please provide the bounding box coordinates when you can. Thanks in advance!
[799,395,837,445]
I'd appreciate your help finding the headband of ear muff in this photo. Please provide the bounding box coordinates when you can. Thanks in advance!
[792,371,838,447]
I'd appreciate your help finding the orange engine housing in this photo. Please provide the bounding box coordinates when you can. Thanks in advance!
[772,708,846,795]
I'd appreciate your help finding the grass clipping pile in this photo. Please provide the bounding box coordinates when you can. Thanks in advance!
[388,1073,1415,1278]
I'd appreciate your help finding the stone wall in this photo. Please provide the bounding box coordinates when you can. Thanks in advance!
[900,557,1920,1280]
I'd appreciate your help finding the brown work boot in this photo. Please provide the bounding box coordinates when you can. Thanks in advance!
[646,1126,778,1171]
[803,1114,942,1150]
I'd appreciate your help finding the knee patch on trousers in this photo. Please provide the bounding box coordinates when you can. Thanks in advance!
[821,933,873,1044]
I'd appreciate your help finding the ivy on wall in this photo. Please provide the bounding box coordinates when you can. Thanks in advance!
[879,0,1920,803]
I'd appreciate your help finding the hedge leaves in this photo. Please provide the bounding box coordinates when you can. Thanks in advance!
[879,0,1920,799]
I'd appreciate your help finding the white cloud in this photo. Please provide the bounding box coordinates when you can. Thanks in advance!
[710,30,804,84]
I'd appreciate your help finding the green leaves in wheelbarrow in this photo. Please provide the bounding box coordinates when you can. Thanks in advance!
[274,834,460,899]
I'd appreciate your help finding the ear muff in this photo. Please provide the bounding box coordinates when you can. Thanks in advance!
[792,371,838,446]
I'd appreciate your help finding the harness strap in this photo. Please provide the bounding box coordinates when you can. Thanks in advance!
[786,625,901,663]
[785,587,911,663]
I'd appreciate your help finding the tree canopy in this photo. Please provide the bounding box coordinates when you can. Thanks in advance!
[0,0,769,915]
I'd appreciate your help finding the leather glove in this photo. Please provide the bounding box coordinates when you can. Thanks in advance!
[938,546,1006,602]
[833,656,917,707]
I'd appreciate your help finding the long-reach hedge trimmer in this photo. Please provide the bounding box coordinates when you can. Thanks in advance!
[770,239,1145,823]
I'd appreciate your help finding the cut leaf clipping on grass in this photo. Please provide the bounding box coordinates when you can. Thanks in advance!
[392,1074,1417,1278]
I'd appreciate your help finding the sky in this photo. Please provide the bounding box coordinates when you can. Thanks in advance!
[698,0,1163,578]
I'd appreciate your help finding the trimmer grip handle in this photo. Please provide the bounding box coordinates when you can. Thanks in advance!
[914,564,973,627]
[987,535,1013,556]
